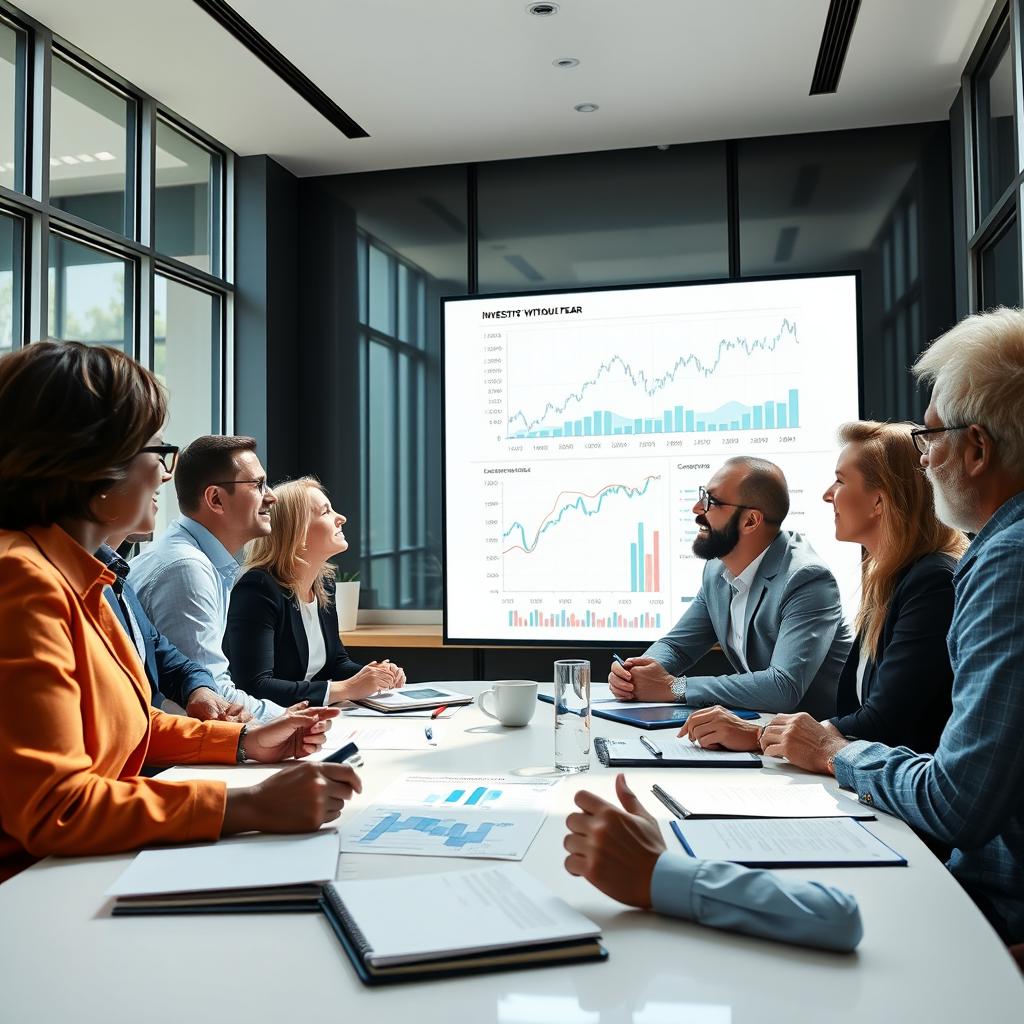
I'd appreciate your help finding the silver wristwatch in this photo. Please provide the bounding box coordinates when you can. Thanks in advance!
[669,675,687,703]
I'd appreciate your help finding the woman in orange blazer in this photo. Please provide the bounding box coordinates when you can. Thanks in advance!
[0,342,360,883]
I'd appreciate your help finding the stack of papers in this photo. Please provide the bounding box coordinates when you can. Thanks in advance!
[672,817,907,867]
[653,781,875,819]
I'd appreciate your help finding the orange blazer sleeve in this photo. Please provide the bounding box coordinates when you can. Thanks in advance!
[146,707,242,767]
[0,546,238,869]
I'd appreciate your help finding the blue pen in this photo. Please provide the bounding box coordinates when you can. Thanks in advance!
[612,653,627,668]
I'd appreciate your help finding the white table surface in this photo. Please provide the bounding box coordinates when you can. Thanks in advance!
[1,683,1021,1023]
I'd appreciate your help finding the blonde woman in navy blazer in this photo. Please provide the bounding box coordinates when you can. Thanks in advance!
[225,477,405,706]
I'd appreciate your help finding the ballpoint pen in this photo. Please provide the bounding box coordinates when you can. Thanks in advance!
[430,705,448,719]
[639,734,663,758]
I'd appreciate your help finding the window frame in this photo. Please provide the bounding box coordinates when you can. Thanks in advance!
[358,230,434,609]
[0,0,235,436]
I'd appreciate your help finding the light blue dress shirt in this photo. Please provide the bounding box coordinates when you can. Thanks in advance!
[834,490,1024,945]
[650,853,863,951]
[130,517,284,723]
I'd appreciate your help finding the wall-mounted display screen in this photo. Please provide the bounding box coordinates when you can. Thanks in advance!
[443,273,861,646]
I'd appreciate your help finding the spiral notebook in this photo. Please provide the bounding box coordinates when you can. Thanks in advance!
[320,865,607,985]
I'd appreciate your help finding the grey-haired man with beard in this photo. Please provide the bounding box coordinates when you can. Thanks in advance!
[766,308,1024,951]
[609,457,852,718]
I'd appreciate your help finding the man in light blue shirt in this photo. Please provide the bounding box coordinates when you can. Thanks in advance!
[564,774,862,952]
[131,435,286,724]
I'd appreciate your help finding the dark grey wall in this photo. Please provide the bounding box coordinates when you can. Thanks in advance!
[234,155,300,476]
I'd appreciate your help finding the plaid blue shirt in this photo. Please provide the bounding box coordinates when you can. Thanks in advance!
[834,490,1024,943]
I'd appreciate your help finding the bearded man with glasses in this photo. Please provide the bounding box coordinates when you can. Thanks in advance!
[609,456,852,719]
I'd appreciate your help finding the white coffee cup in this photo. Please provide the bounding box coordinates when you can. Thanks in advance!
[478,680,538,727]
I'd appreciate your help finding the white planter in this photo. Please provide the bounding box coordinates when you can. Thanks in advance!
[335,581,361,633]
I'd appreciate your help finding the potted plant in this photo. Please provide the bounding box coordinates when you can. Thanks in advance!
[335,570,361,633]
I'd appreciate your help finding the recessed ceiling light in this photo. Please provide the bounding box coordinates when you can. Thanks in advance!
[553,57,579,69]
[574,103,599,113]
[94,151,116,161]
[527,2,559,16]
[60,155,79,165]
[75,153,95,163]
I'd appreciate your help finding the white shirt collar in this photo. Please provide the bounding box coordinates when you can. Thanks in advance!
[721,545,770,595]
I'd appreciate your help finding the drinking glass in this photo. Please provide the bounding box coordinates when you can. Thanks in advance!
[554,659,590,772]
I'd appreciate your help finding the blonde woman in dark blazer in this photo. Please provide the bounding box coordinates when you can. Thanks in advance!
[226,476,406,706]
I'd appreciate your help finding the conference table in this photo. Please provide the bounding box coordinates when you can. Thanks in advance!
[1,683,1021,1023]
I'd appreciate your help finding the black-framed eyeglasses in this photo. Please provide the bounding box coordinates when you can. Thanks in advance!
[139,444,179,473]
[910,425,970,455]
[209,477,269,495]
[698,486,759,514]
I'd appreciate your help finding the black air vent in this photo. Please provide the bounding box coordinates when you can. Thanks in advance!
[809,0,861,95]
[192,0,369,139]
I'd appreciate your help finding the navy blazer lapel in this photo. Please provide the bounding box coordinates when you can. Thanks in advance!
[287,595,309,669]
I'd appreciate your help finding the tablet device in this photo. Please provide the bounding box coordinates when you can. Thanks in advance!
[591,704,759,731]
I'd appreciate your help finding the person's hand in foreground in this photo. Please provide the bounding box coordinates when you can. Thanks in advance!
[607,656,675,702]
[564,773,666,908]
[760,713,850,774]
[242,701,338,761]
[186,686,253,723]
[384,660,407,687]
[221,703,361,834]
[329,661,402,703]
[679,705,763,751]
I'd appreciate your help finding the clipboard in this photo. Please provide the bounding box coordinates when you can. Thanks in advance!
[594,735,762,768]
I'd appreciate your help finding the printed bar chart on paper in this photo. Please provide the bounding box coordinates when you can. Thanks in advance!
[443,274,862,644]
[340,774,560,860]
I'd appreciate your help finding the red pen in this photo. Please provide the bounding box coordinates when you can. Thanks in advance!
[430,705,448,719]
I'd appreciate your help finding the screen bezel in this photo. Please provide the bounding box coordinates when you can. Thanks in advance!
[440,270,864,648]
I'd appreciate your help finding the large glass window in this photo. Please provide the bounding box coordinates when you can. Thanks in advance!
[155,118,218,273]
[0,210,22,353]
[49,54,131,236]
[47,232,131,349]
[326,165,467,608]
[977,215,1021,309]
[477,145,729,293]
[973,20,1016,222]
[152,273,221,530]
[0,20,23,195]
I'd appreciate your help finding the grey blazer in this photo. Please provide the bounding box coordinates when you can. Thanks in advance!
[644,531,853,719]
